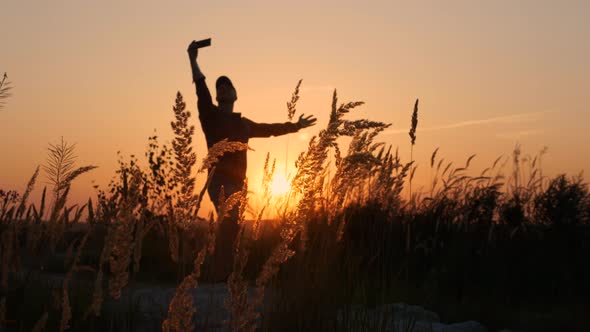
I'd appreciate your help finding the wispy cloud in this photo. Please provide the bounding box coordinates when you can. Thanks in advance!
[495,130,541,140]
[383,110,551,135]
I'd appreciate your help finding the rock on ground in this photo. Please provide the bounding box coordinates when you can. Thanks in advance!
[337,303,487,332]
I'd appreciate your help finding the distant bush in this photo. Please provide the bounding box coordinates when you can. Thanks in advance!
[535,174,589,226]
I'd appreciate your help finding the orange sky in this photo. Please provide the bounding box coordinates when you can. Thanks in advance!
[1,1,589,216]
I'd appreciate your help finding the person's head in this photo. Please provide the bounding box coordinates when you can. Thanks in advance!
[216,76,237,104]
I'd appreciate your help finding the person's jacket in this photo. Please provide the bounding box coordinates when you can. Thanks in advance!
[195,77,300,183]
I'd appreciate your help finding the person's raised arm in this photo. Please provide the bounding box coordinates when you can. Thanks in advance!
[245,114,317,138]
[187,41,213,112]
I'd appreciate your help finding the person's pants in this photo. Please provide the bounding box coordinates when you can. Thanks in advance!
[207,175,244,280]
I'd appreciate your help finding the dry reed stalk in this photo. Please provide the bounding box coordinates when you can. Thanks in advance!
[44,149,95,251]
[0,297,5,326]
[430,148,439,168]
[408,99,419,202]
[133,213,145,273]
[162,272,198,332]
[162,190,244,332]
[16,166,40,219]
[253,154,276,240]
[205,213,216,255]
[284,80,302,172]
[0,195,19,223]
[243,190,315,326]
[249,234,296,319]
[72,204,87,223]
[429,148,441,196]
[538,146,548,191]
[0,73,13,110]
[44,137,96,223]
[86,198,94,223]
[162,236,212,331]
[60,282,71,332]
[64,239,76,270]
[0,226,15,288]
[512,144,521,193]
[287,79,302,121]
[193,166,216,220]
[328,124,388,210]
[144,135,175,216]
[97,158,146,297]
[26,218,43,253]
[359,140,402,209]
[55,166,97,215]
[216,189,243,226]
[44,138,76,202]
[107,220,134,300]
[24,205,33,222]
[289,90,365,251]
[84,188,135,317]
[372,146,397,206]
[47,207,65,251]
[198,139,249,173]
[225,182,257,332]
[39,186,46,219]
[226,249,256,332]
[84,268,104,319]
[167,200,179,263]
[60,227,91,332]
[0,190,19,222]
[31,312,49,332]
[409,99,419,146]
[170,92,198,217]
[52,288,61,311]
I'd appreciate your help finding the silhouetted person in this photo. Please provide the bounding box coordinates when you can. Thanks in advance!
[187,41,316,279]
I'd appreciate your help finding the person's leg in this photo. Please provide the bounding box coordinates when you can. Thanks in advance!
[208,177,243,280]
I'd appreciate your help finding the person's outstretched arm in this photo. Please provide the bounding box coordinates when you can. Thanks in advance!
[187,42,213,113]
[245,114,317,138]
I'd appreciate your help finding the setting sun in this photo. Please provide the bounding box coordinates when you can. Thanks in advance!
[270,174,291,196]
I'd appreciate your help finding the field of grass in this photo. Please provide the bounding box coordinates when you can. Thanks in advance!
[1,85,589,331]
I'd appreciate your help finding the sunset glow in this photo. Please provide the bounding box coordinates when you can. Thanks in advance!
[270,174,291,196]
[1,2,589,330]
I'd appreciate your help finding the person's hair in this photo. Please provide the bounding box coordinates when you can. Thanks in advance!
[216,76,234,89]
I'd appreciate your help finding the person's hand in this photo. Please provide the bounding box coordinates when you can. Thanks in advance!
[187,41,199,61]
[297,114,317,129]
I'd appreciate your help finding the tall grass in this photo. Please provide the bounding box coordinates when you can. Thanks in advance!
[0,83,589,331]
[0,72,13,110]
[408,98,418,203]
